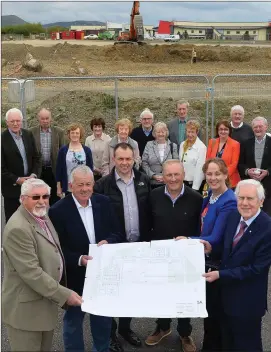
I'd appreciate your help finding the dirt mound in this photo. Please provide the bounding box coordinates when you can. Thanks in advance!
[2,42,271,65]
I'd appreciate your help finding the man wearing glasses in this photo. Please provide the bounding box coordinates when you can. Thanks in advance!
[2,178,82,351]
[1,108,41,221]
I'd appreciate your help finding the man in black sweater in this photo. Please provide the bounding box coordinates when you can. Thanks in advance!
[230,105,254,144]
[130,108,155,156]
[145,159,202,352]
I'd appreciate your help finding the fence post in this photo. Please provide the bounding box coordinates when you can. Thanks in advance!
[211,78,216,139]
[20,80,27,129]
[114,78,119,120]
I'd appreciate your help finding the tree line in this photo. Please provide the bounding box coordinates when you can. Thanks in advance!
[1,23,69,36]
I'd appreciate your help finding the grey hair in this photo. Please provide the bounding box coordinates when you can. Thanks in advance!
[38,108,52,118]
[162,159,184,174]
[231,105,244,116]
[140,108,153,120]
[176,100,189,108]
[235,179,265,201]
[5,108,23,121]
[70,165,94,184]
[252,116,268,127]
[152,122,169,138]
[20,179,51,201]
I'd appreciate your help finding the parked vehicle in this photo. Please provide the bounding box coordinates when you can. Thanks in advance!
[84,34,98,40]
[164,35,180,42]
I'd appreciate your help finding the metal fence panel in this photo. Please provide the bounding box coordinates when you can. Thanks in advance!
[211,74,271,137]
[12,75,210,143]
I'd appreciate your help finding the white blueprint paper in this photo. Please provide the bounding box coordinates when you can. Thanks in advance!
[82,239,207,318]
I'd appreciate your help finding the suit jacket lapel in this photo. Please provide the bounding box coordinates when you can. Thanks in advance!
[153,142,162,165]
[225,214,241,257]
[6,130,22,159]
[33,127,41,153]
[19,206,55,245]
[163,142,171,162]
[230,215,261,255]
[261,136,270,169]
[91,195,100,243]
[68,196,90,242]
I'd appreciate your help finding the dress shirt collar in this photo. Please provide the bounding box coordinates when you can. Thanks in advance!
[118,137,129,144]
[24,207,47,225]
[90,132,106,141]
[142,126,153,135]
[178,118,187,124]
[230,121,243,129]
[164,184,184,203]
[255,134,266,144]
[240,209,261,227]
[72,194,92,209]
[9,128,22,138]
[115,169,135,183]
[40,127,51,133]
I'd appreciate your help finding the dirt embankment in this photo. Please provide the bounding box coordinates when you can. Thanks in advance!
[2,42,271,78]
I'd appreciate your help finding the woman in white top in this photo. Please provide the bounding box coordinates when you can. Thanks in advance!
[179,119,207,192]
[85,117,111,180]
[142,122,178,188]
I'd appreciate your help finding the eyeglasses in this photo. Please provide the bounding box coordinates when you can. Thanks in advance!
[8,120,22,125]
[25,194,50,200]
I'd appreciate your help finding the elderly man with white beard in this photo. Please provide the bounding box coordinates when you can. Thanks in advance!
[2,178,82,352]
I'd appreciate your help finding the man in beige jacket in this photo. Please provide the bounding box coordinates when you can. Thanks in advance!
[2,178,82,351]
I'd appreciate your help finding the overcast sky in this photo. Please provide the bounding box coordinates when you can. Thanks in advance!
[1,1,271,25]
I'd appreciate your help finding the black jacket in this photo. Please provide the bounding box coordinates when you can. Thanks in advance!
[150,184,203,241]
[130,126,155,156]
[94,167,152,242]
[1,129,41,199]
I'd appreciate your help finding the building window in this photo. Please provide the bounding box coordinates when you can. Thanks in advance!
[199,30,202,33]
[253,30,256,34]
[227,31,230,34]
[236,31,240,34]
[191,30,194,33]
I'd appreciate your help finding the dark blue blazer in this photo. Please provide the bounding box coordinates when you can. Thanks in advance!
[216,210,271,318]
[55,144,93,193]
[48,193,124,295]
[200,189,237,246]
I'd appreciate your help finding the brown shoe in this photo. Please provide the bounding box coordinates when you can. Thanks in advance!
[145,327,172,346]
[180,336,196,352]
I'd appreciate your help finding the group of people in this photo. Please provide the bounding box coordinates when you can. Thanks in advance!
[1,103,271,352]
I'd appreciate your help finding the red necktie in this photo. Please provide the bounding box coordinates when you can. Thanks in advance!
[232,221,247,248]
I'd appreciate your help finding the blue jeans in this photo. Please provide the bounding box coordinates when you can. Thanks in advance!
[63,306,112,352]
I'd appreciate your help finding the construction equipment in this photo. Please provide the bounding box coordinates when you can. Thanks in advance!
[114,1,145,45]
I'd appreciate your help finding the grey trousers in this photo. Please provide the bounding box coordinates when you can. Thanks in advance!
[6,325,54,351]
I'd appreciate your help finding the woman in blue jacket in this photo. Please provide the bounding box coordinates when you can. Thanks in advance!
[177,158,237,351]
[56,123,93,197]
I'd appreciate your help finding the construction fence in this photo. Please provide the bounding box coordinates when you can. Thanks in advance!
[2,74,271,143]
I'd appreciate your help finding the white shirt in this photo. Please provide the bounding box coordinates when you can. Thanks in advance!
[179,137,207,190]
[72,195,96,266]
[234,209,261,237]
[157,143,166,162]
[230,121,243,129]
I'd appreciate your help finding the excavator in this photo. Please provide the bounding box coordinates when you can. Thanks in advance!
[114,1,145,45]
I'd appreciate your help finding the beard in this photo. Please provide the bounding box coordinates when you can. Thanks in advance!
[33,206,47,218]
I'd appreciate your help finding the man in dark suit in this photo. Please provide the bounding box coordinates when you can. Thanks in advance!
[238,116,271,216]
[49,165,123,352]
[94,142,152,352]
[30,108,65,205]
[145,159,202,352]
[203,179,271,352]
[130,108,155,156]
[1,108,41,222]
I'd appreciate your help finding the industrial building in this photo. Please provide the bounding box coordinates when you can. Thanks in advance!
[158,20,271,40]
